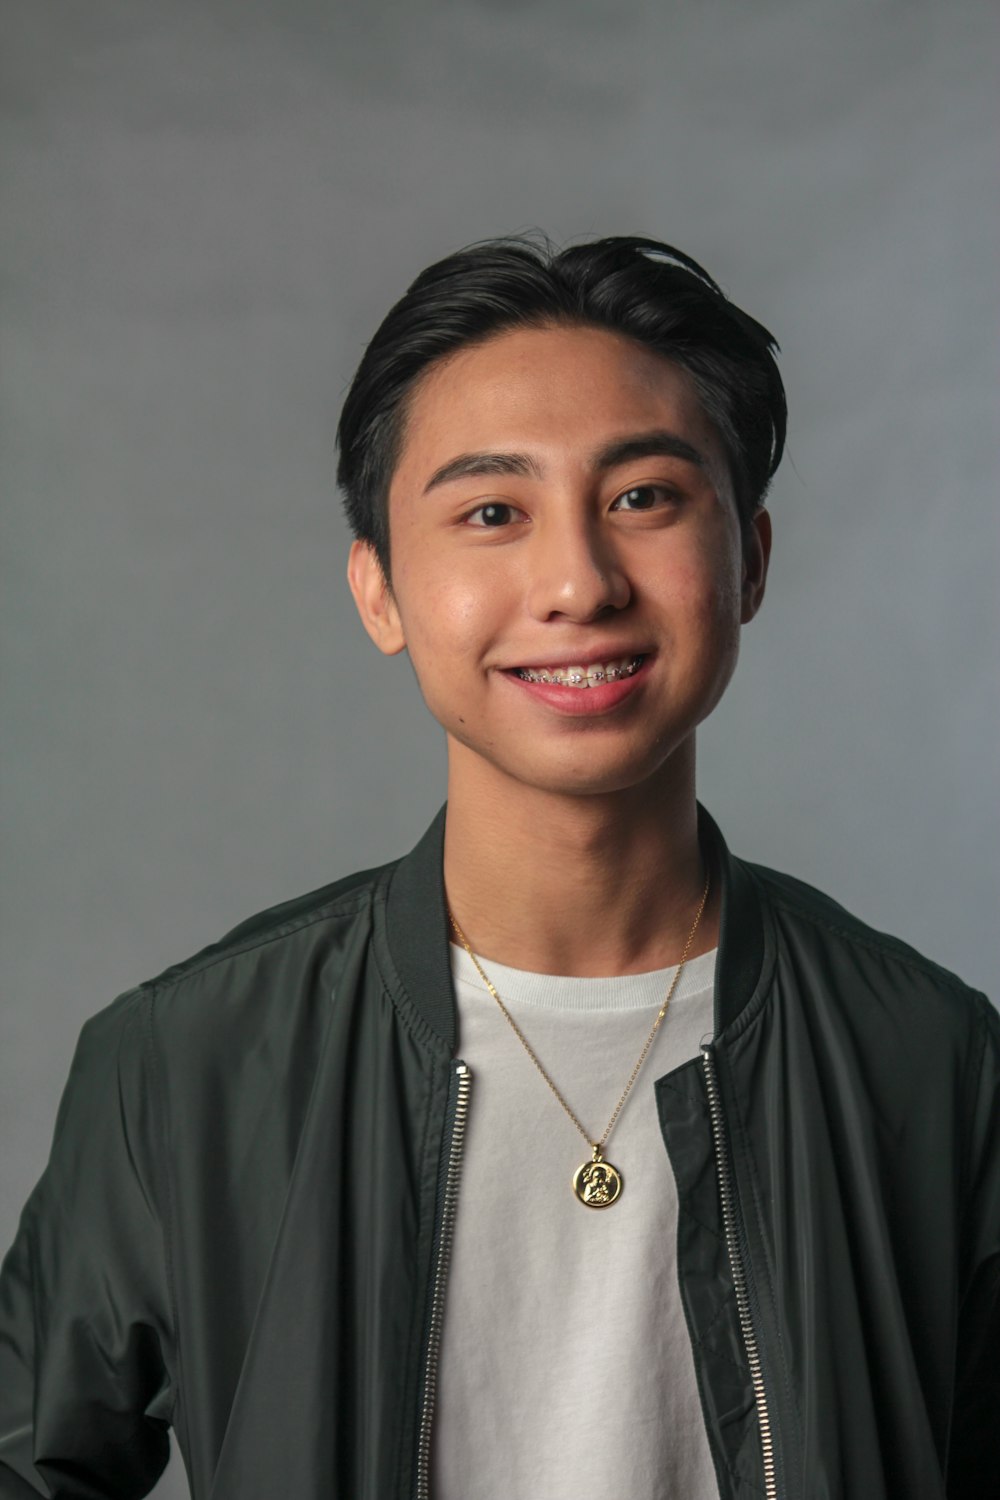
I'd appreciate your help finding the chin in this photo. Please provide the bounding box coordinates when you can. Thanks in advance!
[443,709,701,799]
[492,745,685,800]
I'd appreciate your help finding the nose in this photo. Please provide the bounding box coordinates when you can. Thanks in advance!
[524,515,631,623]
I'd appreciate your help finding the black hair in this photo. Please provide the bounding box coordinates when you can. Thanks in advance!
[336,234,786,581]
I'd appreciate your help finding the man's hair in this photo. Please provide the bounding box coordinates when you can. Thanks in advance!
[336,234,786,582]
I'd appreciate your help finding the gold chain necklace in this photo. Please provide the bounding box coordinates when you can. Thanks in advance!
[447,869,711,1210]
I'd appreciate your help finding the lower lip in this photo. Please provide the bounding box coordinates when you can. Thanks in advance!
[500,657,653,716]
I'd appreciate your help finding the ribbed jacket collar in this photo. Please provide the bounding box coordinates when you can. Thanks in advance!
[382,802,766,1053]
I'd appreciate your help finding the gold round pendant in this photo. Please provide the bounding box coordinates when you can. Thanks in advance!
[572,1153,623,1208]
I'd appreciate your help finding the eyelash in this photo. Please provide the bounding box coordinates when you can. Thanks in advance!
[610,485,679,512]
[462,485,679,528]
[463,501,528,528]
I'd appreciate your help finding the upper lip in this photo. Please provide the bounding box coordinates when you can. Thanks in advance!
[499,645,652,670]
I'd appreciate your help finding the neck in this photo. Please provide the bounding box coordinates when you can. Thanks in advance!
[443,739,718,977]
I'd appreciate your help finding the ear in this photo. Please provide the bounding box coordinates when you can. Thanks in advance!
[740,507,772,624]
[347,541,407,655]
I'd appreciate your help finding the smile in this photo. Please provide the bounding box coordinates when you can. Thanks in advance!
[512,655,645,689]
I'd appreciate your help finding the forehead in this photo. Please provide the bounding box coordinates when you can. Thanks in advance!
[391,323,728,490]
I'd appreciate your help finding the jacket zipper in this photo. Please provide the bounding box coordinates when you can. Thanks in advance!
[414,1060,471,1500]
[701,1045,778,1500]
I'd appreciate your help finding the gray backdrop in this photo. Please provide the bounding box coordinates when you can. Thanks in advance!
[3,1,998,1493]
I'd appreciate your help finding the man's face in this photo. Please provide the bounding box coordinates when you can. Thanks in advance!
[348,323,769,801]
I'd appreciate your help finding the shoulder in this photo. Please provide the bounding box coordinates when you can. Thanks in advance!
[746,858,995,1043]
[36,859,406,1227]
[99,857,402,1064]
[145,858,390,993]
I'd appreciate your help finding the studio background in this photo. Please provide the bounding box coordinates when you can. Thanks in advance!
[2,2,997,1493]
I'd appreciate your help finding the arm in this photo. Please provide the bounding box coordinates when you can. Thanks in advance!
[0,990,175,1498]
[947,998,1000,1498]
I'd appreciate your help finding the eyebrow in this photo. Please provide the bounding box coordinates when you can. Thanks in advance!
[421,428,708,495]
[591,429,709,473]
[422,450,543,494]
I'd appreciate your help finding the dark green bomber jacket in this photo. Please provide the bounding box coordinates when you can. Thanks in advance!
[1,805,998,1500]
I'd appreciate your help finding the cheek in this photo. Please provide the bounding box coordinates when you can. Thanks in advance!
[652,542,741,634]
[695,518,744,622]
[708,563,744,638]
[646,541,743,696]
[393,557,499,673]
[700,569,744,680]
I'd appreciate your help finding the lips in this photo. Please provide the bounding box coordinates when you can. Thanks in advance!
[500,652,653,716]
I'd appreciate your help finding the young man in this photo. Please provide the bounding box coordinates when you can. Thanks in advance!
[0,237,996,1500]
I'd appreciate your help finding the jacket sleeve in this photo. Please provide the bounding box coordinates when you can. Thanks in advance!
[0,990,175,1499]
[947,997,1000,1498]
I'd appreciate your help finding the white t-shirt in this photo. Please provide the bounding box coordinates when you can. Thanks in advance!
[430,943,720,1500]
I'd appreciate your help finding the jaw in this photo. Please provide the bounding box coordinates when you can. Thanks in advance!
[444,711,699,806]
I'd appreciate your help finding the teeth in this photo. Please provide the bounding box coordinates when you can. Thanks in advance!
[516,655,644,688]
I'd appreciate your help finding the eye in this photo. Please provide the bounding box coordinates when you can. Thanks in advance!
[611,485,677,512]
[463,501,527,528]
